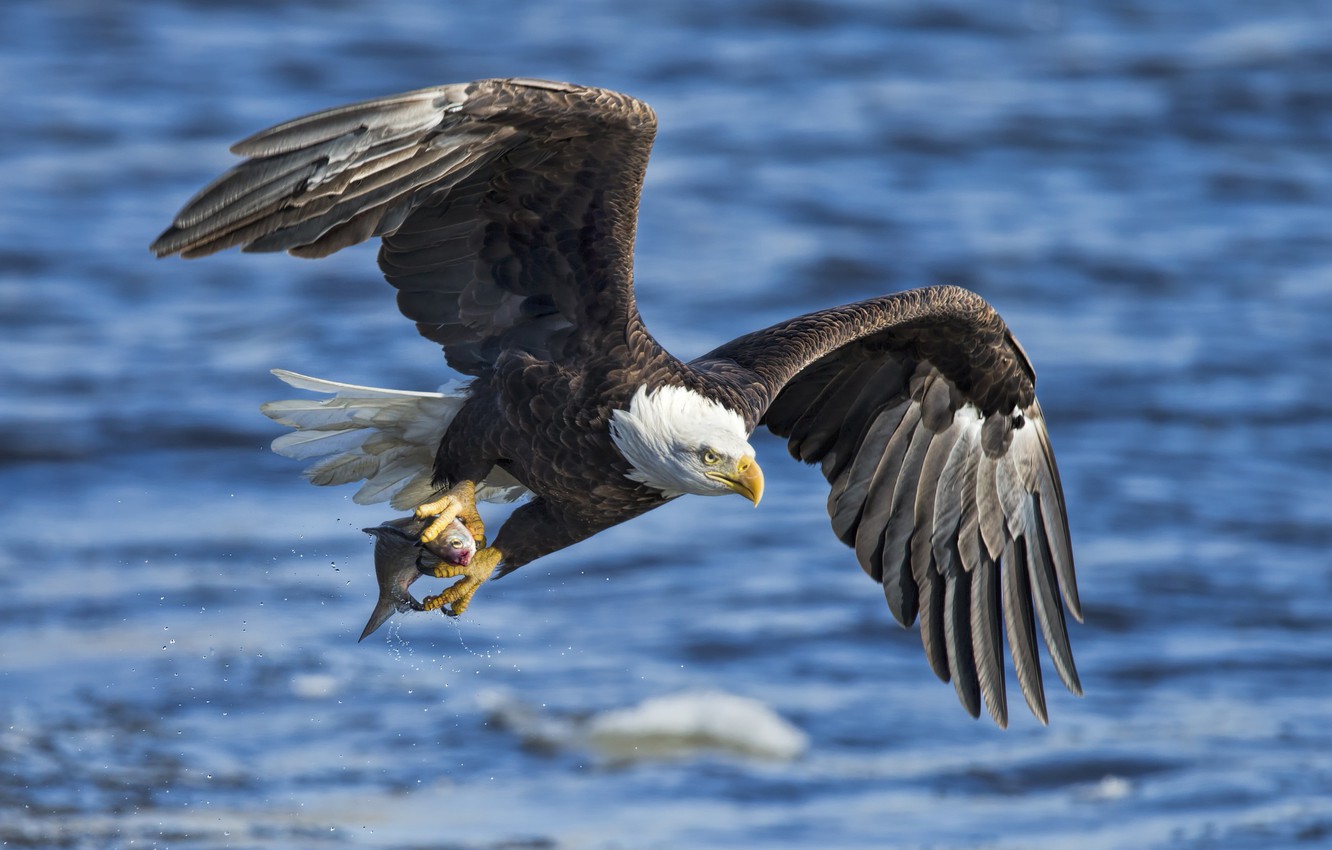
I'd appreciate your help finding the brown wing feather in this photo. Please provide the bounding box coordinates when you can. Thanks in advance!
[693,285,1081,726]
[151,78,658,377]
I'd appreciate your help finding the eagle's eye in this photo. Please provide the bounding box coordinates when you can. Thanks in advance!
[701,449,721,465]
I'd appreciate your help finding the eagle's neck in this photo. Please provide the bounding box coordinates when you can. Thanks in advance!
[608,384,748,497]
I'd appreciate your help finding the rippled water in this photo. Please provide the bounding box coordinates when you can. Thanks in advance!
[4,1,1332,848]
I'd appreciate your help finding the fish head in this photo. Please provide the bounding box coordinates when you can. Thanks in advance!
[426,517,477,566]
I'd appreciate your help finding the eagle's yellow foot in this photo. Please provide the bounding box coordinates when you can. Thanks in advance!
[419,546,503,617]
[415,481,485,550]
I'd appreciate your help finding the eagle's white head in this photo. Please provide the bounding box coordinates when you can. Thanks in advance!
[609,385,764,503]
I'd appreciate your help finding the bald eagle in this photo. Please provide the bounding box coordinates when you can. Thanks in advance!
[152,78,1081,727]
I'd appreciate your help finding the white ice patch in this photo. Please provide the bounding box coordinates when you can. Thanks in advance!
[290,673,341,699]
[476,688,807,762]
[1082,775,1133,802]
[586,690,808,761]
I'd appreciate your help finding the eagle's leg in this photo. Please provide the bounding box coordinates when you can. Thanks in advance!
[415,481,486,550]
[418,546,503,617]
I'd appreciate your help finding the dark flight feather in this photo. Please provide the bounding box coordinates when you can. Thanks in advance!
[706,286,1082,724]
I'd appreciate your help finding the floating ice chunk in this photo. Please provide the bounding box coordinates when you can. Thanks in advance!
[290,672,340,699]
[475,688,808,762]
[586,690,807,761]
[1082,774,1133,802]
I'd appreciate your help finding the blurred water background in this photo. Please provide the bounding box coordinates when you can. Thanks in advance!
[3,1,1332,847]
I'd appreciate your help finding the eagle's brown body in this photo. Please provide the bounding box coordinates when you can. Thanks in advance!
[442,345,682,571]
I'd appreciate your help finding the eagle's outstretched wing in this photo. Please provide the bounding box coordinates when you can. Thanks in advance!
[151,78,657,377]
[694,285,1081,727]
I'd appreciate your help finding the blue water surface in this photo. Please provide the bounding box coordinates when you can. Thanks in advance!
[3,1,1332,848]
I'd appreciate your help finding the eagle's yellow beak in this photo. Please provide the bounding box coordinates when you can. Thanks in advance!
[712,456,764,506]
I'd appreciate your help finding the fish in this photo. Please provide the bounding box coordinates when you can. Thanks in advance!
[359,515,477,641]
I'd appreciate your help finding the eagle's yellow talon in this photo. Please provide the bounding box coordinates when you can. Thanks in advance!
[416,481,484,548]
[422,563,468,580]
[414,490,455,521]
[419,546,502,617]
[419,593,449,612]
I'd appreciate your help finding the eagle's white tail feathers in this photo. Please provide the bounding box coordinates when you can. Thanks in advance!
[267,370,446,398]
[268,427,369,461]
[260,369,528,509]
